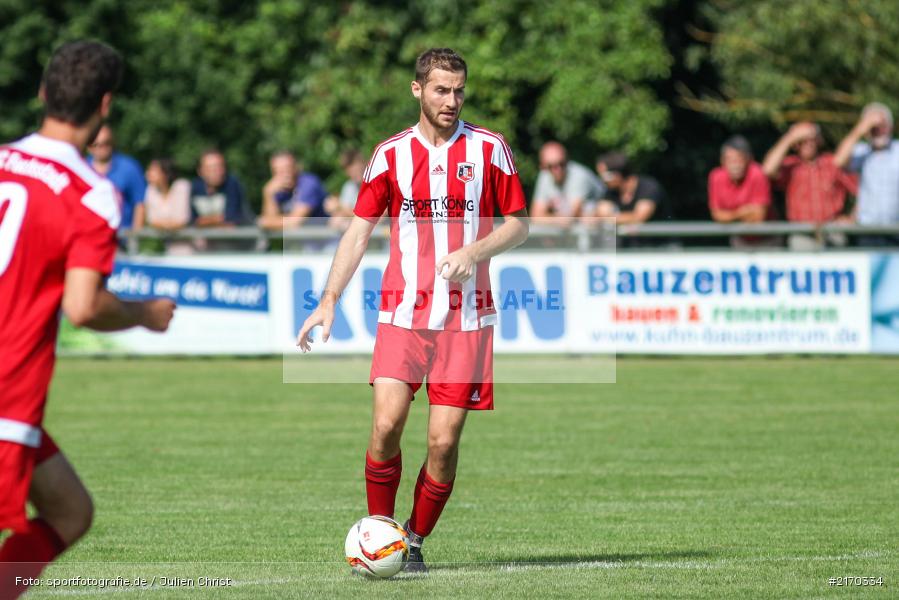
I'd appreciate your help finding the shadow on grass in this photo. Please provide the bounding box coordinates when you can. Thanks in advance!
[429,549,717,572]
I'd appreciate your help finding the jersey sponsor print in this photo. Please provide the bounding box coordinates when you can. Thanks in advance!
[354,121,526,332]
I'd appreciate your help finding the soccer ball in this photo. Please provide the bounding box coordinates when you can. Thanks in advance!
[344,516,409,578]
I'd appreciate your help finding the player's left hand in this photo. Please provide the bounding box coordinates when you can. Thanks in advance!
[436,248,475,282]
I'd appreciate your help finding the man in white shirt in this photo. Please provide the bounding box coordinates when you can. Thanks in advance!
[530,141,604,226]
[834,102,899,246]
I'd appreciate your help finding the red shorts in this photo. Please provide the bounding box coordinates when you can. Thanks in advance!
[370,323,494,410]
[0,429,60,534]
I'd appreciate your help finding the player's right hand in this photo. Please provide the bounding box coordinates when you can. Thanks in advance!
[296,303,335,353]
[141,299,176,332]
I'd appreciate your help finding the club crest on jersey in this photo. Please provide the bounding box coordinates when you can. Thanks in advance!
[456,162,475,183]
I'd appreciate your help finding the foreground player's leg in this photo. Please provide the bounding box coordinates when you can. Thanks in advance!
[366,378,414,518]
[405,404,468,573]
[0,452,93,599]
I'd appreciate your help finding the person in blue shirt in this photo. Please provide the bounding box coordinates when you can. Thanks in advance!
[258,151,329,230]
[190,148,252,227]
[87,125,147,229]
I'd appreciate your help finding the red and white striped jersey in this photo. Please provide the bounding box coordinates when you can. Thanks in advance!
[0,134,119,444]
[354,120,526,331]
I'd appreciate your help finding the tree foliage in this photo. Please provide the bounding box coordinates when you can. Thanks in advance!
[686,0,899,137]
[6,1,897,217]
[0,0,672,204]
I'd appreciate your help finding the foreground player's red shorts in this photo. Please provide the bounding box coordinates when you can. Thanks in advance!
[370,323,494,410]
[0,429,60,534]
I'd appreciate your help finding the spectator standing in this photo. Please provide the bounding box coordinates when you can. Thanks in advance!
[190,148,250,227]
[708,136,777,247]
[531,141,604,225]
[834,102,899,246]
[595,151,673,247]
[258,151,329,230]
[763,122,857,249]
[87,124,146,230]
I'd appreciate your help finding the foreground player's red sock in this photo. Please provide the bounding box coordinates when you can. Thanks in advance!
[0,518,67,599]
[408,466,454,538]
[365,451,402,518]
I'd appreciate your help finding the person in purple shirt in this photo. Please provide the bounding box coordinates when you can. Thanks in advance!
[87,124,146,230]
[258,151,329,229]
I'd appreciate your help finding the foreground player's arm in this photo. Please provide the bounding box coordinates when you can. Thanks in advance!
[296,215,378,351]
[62,268,175,332]
[438,138,529,282]
[436,208,529,282]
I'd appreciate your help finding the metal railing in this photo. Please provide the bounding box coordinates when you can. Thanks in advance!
[118,222,899,254]
[616,222,899,238]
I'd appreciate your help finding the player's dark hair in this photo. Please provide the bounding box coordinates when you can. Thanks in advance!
[597,151,631,177]
[415,48,467,84]
[42,40,123,126]
[722,135,753,158]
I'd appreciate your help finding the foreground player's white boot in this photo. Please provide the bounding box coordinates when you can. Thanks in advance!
[403,521,428,574]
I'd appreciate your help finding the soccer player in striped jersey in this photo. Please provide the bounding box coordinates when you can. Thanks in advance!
[0,42,175,598]
[297,48,529,573]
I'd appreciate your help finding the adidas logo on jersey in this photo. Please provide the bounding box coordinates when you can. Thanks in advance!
[469,390,480,402]
[431,164,445,175]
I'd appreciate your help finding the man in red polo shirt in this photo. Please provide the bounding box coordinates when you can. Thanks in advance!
[762,122,857,249]
[708,135,777,247]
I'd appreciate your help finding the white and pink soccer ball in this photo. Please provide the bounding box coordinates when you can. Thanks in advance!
[344,516,409,578]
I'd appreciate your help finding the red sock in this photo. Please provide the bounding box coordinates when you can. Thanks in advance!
[365,451,402,518]
[408,466,454,538]
[0,518,67,599]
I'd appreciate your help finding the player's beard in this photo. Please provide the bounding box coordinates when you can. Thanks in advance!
[420,98,459,134]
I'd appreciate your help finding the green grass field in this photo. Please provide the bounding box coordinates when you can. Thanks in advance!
[21,357,898,598]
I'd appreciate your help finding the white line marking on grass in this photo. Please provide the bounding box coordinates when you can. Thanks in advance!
[499,560,724,572]
[49,549,888,566]
[496,550,888,573]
